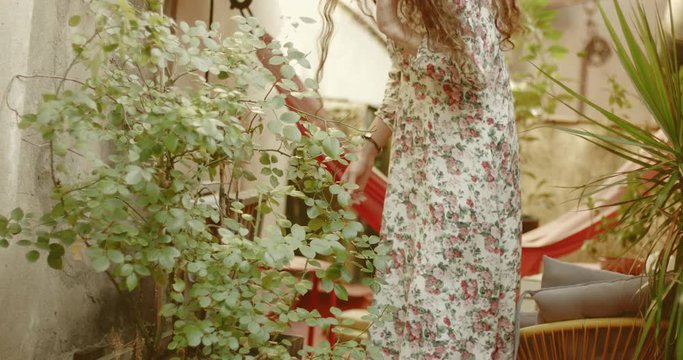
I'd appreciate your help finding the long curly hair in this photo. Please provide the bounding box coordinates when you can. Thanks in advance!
[317,0,521,81]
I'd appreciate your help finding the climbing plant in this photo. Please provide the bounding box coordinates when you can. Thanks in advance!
[0,0,387,358]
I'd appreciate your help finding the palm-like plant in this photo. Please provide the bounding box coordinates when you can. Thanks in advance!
[543,0,683,357]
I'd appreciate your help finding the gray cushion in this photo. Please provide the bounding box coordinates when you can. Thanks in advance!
[541,256,631,289]
[519,311,538,328]
[533,276,649,324]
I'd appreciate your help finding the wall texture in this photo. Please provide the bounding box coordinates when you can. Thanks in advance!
[518,0,667,223]
[0,1,126,359]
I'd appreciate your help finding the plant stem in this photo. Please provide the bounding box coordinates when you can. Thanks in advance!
[104,271,155,356]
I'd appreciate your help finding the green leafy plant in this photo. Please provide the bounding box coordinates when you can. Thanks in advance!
[0,0,387,358]
[543,0,683,356]
[583,173,649,260]
[510,0,569,221]
[512,0,569,129]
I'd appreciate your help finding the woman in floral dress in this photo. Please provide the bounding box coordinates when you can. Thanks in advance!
[332,0,522,358]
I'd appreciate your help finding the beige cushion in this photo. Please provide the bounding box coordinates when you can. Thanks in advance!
[337,309,371,331]
[541,256,631,288]
[335,327,368,342]
[533,276,649,324]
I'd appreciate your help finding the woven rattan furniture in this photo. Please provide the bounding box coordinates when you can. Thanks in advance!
[518,317,666,360]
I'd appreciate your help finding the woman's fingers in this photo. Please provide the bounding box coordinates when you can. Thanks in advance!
[341,159,375,205]
[351,192,367,205]
[356,170,370,192]
[341,168,357,187]
[340,168,350,183]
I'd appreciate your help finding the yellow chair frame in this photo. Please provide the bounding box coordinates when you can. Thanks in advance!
[518,317,667,360]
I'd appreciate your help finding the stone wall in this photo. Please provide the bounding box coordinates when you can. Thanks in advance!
[0,1,126,359]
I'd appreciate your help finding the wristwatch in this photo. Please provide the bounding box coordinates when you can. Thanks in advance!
[363,132,382,152]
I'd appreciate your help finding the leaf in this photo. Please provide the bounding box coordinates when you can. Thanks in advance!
[291,224,306,242]
[101,181,117,195]
[119,263,133,277]
[184,324,203,347]
[188,219,205,233]
[91,255,110,272]
[134,265,151,276]
[248,321,261,334]
[26,250,40,263]
[280,111,300,124]
[227,337,239,350]
[282,125,302,142]
[243,170,257,181]
[47,254,63,270]
[280,64,296,79]
[299,245,316,258]
[173,279,186,292]
[280,78,299,91]
[49,243,65,257]
[199,296,211,308]
[269,56,287,65]
[159,247,180,270]
[10,208,24,221]
[106,249,125,263]
[304,78,319,90]
[320,278,334,293]
[53,229,76,246]
[0,239,8,248]
[160,303,177,317]
[125,166,144,185]
[337,191,351,207]
[164,134,179,152]
[259,152,271,165]
[68,15,81,27]
[102,43,118,52]
[125,273,138,291]
[267,119,283,134]
[322,136,341,158]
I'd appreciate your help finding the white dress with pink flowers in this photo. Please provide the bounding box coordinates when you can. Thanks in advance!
[369,2,521,359]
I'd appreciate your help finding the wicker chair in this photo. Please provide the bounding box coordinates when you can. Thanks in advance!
[518,317,666,360]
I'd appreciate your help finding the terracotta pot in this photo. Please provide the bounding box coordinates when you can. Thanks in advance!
[599,256,645,275]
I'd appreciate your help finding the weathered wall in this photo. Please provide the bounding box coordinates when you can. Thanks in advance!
[0,1,125,359]
[519,0,668,224]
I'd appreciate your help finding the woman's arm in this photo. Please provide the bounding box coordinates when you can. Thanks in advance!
[378,1,492,90]
[340,61,399,198]
[375,0,421,55]
[341,114,391,202]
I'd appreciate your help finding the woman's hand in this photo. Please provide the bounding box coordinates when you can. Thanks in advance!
[341,145,378,204]
[376,0,401,38]
[376,0,421,54]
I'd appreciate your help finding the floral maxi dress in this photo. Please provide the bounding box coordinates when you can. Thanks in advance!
[369,2,521,359]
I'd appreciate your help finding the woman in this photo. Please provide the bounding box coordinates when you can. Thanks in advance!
[327,0,522,358]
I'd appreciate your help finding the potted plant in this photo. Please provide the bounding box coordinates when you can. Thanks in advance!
[0,0,387,358]
[544,0,683,356]
[511,0,569,229]
[583,176,649,275]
